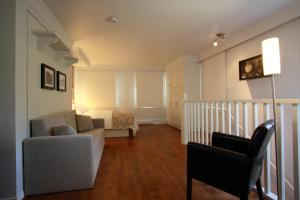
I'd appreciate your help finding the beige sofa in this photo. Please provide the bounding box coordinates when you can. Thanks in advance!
[23,110,105,196]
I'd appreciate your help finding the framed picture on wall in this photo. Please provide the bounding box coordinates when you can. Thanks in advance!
[57,71,67,92]
[239,55,268,80]
[41,63,55,90]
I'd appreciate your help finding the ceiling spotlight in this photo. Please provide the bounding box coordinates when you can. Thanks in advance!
[213,40,218,47]
[213,33,225,47]
[106,16,118,23]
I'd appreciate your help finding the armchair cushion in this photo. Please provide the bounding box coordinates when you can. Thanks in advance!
[76,115,94,132]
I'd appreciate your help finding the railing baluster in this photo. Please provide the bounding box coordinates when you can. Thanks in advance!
[235,103,240,136]
[205,102,209,145]
[210,102,214,144]
[182,100,188,144]
[253,103,259,133]
[197,101,201,143]
[263,103,271,195]
[201,102,205,144]
[187,102,191,142]
[243,103,249,138]
[193,101,197,142]
[228,102,232,134]
[278,104,286,200]
[216,102,219,132]
[222,102,225,133]
[294,103,300,200]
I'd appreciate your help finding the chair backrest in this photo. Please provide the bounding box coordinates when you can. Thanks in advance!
[246,119,275,158]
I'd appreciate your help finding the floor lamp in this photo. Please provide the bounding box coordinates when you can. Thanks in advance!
[262,37,281,199]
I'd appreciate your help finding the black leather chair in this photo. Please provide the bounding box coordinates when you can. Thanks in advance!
[187,119,275,200]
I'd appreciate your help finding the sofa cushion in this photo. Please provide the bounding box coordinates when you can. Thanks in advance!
[64,110,77,131]
[76,115,94,132]
[52,125,77,136]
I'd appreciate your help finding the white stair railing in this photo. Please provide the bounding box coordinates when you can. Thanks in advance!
[182,99,300,200]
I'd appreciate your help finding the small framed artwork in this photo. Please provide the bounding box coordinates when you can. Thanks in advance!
[57,71,67,92]
[239,55,268,80]
[41,63,55,90]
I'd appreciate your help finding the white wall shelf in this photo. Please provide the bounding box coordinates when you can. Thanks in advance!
[32,30,90,67]
[31,30,90,67]
[32,30,58,51]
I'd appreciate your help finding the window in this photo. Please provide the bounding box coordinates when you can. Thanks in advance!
[75,70,116,109]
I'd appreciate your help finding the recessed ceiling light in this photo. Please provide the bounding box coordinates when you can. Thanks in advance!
[106,16,118,23]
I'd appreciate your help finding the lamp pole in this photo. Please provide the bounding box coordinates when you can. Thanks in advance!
[271,74,280,200]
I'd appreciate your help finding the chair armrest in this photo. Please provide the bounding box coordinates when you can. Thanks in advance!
[187,142,253,196]
[212,132,250,154]
[23,135,94,195]
[92,118,105,128]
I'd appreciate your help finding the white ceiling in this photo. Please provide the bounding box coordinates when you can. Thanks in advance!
[43,0,292,68]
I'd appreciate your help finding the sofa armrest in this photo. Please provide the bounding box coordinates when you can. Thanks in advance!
[92,118,105,128]
[23,135,94,195]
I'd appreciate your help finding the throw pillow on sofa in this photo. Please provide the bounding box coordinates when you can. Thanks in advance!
[52,125,77,136]
[76,114,94,132]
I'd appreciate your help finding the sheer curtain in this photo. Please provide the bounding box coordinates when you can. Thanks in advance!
[116,71,136,112]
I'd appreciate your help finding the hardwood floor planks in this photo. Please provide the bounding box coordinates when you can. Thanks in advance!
[25,124,260,200]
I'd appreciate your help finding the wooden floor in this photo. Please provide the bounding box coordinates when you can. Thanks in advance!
[26,124,260,200]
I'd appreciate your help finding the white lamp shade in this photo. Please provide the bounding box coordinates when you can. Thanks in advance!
[262,37,281,75]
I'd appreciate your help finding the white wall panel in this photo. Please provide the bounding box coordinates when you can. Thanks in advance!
[136,72,164,108]
[28,14,72,120]
[201,52,227,101]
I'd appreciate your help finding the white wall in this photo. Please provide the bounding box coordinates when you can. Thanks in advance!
[166,56,200,128]
[201,17,300,100]
[201,52,226,101]
[0,0,74,199]
[15,0,28,199]
[27,13,72,120]
[0,1,17,198]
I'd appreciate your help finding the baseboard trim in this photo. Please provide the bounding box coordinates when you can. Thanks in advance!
[167,121,181,130]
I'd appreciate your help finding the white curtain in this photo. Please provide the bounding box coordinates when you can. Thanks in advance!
[74,69,117,110]
[116,71,136,112]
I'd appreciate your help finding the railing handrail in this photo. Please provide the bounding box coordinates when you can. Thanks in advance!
[183,98,300,104]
